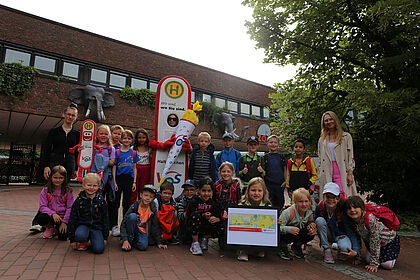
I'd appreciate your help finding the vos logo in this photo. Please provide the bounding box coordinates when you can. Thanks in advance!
[157,171,182,185]
[81,156,91,162]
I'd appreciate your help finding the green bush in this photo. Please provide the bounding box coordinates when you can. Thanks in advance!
[120,87,156,108]
[0,63,38,103]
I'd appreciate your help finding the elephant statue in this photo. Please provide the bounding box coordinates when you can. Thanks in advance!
[69,85,115,122]
[213,112,249,142]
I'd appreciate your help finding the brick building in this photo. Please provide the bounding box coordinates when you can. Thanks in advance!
[0,5,274,183]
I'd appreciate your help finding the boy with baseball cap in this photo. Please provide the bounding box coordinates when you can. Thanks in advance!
[238,136,265,194]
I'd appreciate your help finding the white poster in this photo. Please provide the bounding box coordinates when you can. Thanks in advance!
[227,207,278,247]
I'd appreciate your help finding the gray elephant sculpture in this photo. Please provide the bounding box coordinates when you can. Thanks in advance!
[214,112,249,142]
[69,85,115,122]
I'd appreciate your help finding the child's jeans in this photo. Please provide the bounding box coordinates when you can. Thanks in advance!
[266,182,285,209]
[125,213,149,250]
[74,225,105,254]
[109,174,133,228]
[315,217,351,252]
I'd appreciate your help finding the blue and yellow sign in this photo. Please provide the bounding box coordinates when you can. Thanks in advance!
[164,81,184,99]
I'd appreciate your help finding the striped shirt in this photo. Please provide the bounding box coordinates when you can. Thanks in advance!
[192,151,211,182]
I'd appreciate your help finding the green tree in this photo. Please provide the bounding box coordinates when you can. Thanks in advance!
[243,0,420,210]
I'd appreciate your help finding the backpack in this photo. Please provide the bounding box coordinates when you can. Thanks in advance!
[317,200,342,223]
[287,156,312,179]
[46,188,68,218]
[116,149,137,165]
[157,204,179,240]
[364,203,400,231]
[287,205,313,224]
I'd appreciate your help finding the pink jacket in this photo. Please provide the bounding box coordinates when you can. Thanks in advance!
[39,187,74,224]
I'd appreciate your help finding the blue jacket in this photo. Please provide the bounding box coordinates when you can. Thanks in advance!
[188,143,216,183]
[67,191,109,243]
[315,201,361,254]
[215,147,242,178]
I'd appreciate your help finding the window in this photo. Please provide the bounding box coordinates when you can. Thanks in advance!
[202,93,211,103]
[91,68,107,84]
[4,49,31,66]
[62,62,79,79]
[263,108,270,119]
[34,56,56,73]
[149,82,158,92]
[252,105,261,117]
[241,103,250,115]
[110,73,126,88]
[227,101,238,113]
[131,78,147,89]
[215,97,226,108]
[191,91,196,104]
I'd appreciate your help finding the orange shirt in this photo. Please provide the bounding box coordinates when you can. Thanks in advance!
[137,204,150,234]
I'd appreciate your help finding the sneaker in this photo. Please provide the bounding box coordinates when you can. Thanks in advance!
[291,243,304,259]
[237,250,249,261]
[168,237,180,245]
[30,224,43,233]
[43,227,56,239]
[323,248,335,264]
[278,246,293,260]
[200,238,208,250]
[256,251,265,258]
[190,241,203,255]
[331,242,338,250]
[77,242,88,251]
[111,226,120,237]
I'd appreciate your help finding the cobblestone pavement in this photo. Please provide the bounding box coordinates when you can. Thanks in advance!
[0,186,418,280]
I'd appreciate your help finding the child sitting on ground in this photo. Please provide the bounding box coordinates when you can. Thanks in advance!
[120,185,167,251]
[68,173,109,253]
[187,176,223,255]
[176,179,197,244]
[314,182,360,264]
[154,181,179,245]
[35,165,74,240]
[236,177,281,261]
[279,188,317,260]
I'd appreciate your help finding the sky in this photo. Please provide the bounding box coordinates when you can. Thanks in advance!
[0,0,298,87]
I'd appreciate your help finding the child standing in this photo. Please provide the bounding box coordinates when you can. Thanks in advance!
[343,196,400,272]
[112,129,140,237]
[68,173,109,253]
[131,129,152,206]
[264,135,287,209]
[187,176,223,255]
[111,125,124,150]
[215,133,242,178]
[188,132,216,183]
[279,188,317,260]
[120,185,167,251]
[35,165,74,240]
[154,181,179,245]
[315,182,360,263]
[237,177,280,261]
[286,139,318,193]
[176,179,197,244]
[239,136,265,194]
[214,162,241,212]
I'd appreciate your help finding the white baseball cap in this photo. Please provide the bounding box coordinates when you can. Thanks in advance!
[323,182,340,196]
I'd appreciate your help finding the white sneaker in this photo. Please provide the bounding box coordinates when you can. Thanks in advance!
[29,224,43,232]
[331,242,338,250]
[111,226,121,237]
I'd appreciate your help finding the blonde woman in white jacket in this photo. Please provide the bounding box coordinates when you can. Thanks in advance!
[318,111,357,199]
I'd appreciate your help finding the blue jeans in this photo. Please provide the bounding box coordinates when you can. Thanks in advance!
[315,217,351,252]
[74,225,105,254]
[125,213,149,251]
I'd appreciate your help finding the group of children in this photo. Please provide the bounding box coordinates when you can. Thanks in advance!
[33,126,400,272]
